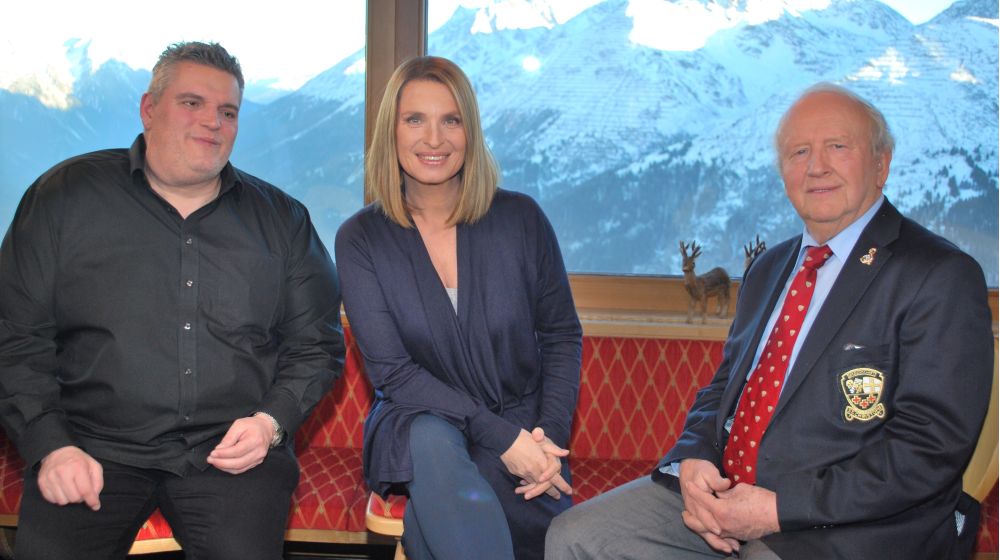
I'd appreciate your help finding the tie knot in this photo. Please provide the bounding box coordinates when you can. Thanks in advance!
[803,245,832,270]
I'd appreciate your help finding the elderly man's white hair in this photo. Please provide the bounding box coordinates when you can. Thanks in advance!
[773,82,896,169]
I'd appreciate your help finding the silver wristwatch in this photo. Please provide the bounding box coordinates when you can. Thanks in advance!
[253,412,284,448]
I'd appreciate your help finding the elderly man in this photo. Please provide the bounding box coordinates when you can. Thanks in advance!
[545,84,993,559]
[0,42,344,560]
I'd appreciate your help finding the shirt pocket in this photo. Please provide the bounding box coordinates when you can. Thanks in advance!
[203,253,281,330]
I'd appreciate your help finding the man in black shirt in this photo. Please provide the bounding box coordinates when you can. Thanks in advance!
[0,42,345,560]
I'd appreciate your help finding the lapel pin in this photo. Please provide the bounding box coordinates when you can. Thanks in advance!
[859,247,877,266]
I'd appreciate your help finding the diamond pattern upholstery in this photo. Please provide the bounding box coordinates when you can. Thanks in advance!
[285,327,374,535]
[570,337,723,461]
[296,331,372,451]
[369,492,407,519]
[569,457,652,504]
[290,446,369,533]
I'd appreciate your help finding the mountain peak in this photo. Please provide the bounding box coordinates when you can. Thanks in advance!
[472,0,557,33]
[464,0,611,33]
[929,0,1000,24]
[0,39,96,110]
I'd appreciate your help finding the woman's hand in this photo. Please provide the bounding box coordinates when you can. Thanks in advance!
[509,427,573,500]
[500,429,556,484]
[517,472,572,500]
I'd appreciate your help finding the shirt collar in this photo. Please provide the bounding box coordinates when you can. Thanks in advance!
[800,195,885,259]
[128,133,242,197]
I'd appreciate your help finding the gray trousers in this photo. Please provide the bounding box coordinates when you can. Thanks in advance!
[545,476,780,560]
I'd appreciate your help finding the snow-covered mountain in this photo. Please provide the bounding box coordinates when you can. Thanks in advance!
[427,0,998,280]
[1,0,996,283]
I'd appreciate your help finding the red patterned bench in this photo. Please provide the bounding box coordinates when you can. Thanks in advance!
[0,332,995,556]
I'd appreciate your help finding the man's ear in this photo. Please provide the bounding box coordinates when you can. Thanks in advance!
[139,92,154,130]
[876,150,891,188]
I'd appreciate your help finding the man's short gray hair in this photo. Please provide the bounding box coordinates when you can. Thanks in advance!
[147,41,244,102]
[774,82,895,167]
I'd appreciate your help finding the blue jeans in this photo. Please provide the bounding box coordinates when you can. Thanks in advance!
[403,413,515,560]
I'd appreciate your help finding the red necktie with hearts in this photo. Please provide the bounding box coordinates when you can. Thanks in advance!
[723,245,833,486]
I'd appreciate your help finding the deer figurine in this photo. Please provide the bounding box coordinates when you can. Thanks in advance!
[743,235,766,274]
[680,241,731,324]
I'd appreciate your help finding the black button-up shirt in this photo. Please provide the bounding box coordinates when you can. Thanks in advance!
[0,135,345,474]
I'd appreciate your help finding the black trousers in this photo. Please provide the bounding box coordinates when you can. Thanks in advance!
[15,447,299,560]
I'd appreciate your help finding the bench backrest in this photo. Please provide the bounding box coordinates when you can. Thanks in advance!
[296,329,372,450]
[568,337,723,461]
[299,330,726,464]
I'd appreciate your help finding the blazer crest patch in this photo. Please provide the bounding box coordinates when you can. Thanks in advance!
[840,368,886,421]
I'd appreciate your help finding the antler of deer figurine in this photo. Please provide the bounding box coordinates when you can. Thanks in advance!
[680,240,731,324]
[743,235,766,274]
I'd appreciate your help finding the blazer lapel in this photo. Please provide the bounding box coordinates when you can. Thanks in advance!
[717,240,802,433]
[773,201,903,415]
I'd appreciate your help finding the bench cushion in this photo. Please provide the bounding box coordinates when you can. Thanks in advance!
[290,446,368,533]
[570,457,652,504]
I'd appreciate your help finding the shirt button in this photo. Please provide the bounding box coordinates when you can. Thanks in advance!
[185,280,194,287]
[183,322,191,330]
[184,415,191,422]
[184,368,192,375]
[185,238,193,245]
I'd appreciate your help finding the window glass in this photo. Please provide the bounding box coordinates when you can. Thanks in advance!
[428,0,998,285]
[0,1,366,251]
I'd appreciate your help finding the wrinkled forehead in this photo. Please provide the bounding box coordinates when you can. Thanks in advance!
[778,91,873,146]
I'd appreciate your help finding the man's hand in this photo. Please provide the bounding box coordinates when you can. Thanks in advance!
[708,482,780,541]
[678,458,739,554]
[500,428,567,488]
[38,446,103,511]
[514,427,573,500]
[207,415,274,474]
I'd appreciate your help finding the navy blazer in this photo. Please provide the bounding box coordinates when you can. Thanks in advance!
[656,200,993,559]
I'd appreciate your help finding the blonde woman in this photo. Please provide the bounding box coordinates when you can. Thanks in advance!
[335,56,582,560]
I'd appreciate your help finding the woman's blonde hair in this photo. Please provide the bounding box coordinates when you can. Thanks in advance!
[366,56,499,227]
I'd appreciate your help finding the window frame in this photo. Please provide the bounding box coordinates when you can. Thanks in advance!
[364,0,998,337]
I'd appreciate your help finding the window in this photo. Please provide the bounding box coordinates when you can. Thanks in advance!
[0,1,367,251]
[426,0,998,286]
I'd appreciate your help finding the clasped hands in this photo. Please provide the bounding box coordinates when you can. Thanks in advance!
[678,458,780,555]
[500,427,573,501]
[37,415,276,509]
